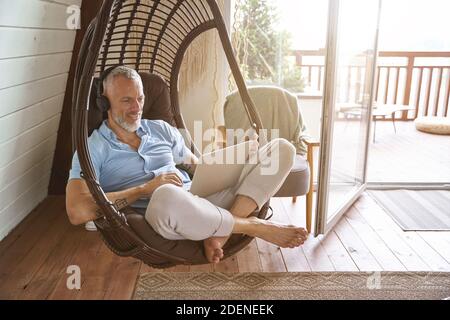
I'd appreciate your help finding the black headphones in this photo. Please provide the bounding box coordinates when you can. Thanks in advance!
[96,65,120,112]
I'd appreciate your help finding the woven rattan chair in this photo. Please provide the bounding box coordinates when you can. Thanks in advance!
[72,0,270,268]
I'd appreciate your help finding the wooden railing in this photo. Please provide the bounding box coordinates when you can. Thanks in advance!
[294,49,326,95]
[293,50,450,120]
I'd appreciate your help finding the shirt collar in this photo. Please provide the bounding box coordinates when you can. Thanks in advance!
[136,123,147,138]
[98,120,149,141]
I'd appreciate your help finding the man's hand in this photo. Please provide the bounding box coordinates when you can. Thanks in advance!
[142,172,183,195]
[180,149,199,176]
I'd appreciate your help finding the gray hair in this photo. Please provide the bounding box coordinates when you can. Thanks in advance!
[103,66,142,94]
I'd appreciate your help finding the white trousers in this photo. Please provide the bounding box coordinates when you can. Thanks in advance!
[144,138,296,241]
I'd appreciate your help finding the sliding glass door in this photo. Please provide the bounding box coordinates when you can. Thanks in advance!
[315,0,381,235]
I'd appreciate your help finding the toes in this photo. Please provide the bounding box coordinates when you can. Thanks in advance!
[204,240,224,263]
[289,237,305,247]
[212,248,223,264]
[298,230,308,240]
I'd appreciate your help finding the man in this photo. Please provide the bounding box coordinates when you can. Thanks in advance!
[66,66,308,263]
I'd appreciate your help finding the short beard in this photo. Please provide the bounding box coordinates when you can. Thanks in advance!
[113,113,139,133]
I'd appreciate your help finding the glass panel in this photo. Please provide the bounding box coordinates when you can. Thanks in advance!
[366,0,450,184]
[230,0,328,95]
[323,0,380,224]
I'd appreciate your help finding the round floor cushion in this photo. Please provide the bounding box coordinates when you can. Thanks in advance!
[414,116,450,135]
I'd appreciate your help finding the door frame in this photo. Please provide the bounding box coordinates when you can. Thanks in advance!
[315,0,382,236]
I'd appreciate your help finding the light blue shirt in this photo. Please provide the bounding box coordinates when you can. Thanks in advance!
[69,119,192,210]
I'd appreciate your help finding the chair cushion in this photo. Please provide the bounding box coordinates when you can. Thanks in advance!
[126,211,259,265]
[140,72,177,127]
[126,213,207,264]
[414,116,450,135]
[274,154,310,197]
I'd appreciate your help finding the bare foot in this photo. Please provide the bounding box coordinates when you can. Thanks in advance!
[203,238,225,263]
[248,217,308,248]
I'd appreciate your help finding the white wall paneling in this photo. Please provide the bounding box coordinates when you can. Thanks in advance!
[0,0,78,240]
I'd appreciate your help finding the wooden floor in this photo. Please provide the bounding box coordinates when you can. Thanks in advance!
[0,193,449,300]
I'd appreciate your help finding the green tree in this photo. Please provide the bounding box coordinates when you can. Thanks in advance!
[232,0,304,92]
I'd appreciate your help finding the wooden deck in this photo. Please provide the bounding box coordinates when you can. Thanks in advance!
[366,121,450,183]
[328,120,450,184]
[0,193,449,300]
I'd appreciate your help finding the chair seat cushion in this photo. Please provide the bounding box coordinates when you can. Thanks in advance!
[414,116,450,135]
[274,154,310,197]
[126,213,207,264]
[126,211,261,265]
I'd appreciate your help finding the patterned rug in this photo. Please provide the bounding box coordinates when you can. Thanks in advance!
[133,272,450,300]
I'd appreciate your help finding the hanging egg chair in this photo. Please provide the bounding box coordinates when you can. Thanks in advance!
[72,0,268,268]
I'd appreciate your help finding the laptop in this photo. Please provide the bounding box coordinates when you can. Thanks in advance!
[189,141,252,197]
